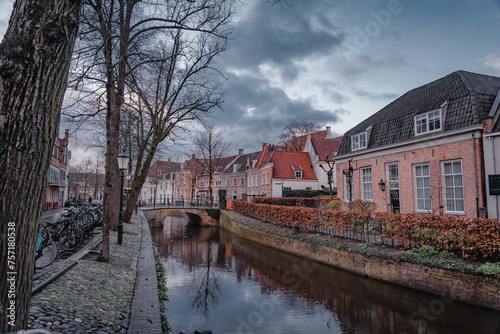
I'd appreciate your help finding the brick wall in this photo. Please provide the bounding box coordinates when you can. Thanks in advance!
[336,137,485,217]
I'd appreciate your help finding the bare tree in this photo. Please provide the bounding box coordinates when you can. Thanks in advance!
[121,5,232,223]
[65,0,232,260]
[280,120,322,151]
[191,122,230,206]
[0,1,83,330]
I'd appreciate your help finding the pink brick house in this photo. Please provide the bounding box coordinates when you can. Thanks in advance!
[335,71,500,218]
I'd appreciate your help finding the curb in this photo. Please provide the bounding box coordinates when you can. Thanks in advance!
[128,211,162,334]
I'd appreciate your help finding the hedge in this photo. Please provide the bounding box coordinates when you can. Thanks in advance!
[230,201,500,261]
[252,197,339,209]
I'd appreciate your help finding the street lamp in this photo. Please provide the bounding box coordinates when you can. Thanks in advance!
[378,179,386,192]
[117,151,130,245]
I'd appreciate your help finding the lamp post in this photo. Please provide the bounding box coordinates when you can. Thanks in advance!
[117,152,130,245]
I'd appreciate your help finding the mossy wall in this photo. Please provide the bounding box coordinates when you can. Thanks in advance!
[220,210,500,311]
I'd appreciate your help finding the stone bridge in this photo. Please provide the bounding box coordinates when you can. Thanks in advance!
[142,207,219,227]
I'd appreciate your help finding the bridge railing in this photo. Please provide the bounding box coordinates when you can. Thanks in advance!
[138,197,218,209]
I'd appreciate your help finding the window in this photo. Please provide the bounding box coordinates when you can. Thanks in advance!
[351,132,367,151]
[226,179,230,187]
[343,170,353,202]
[233,178,237,186]
[216,177,221,187]
[361,167,373,201]
[240,178,245,186]
[266,172,270,184]
[442,160,464,214]
[295,170,303,179]
[414,163,432,212]
[199,179,204,187]
[415,109,441,135]
[262,173,265,184]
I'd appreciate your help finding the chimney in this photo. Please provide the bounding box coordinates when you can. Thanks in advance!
[192,154,195,159]
[238,149,244,156]
[262,142,267,150]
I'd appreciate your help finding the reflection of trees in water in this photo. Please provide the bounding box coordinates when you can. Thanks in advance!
[190,242,221,319]
[157,215,222,318]
[152,217,500,334]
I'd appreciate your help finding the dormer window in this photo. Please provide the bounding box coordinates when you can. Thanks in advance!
[295,170,303,178]
[351,132,367,151]
[415,109,441,135]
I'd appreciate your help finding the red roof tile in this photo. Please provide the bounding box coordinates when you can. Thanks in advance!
[270,151,316,180]
[312,135,344,161]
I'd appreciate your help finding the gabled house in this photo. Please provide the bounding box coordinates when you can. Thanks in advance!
[222,149,261,200]
[303,133,343,193]
[44,129,71,209]
[335,70,500,218]
[268,151,318,196]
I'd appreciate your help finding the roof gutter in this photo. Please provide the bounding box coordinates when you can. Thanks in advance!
[335,124,483,162]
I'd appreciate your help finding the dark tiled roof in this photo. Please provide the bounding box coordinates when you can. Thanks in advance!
[223,151,261,174]
[337,71,500,155]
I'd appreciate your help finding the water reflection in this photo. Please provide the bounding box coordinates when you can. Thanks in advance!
[150,214,500,334]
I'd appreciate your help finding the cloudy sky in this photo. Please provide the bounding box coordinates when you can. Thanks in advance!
[2,0,500,159]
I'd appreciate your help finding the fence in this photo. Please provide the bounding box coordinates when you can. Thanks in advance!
[230,200,500,261]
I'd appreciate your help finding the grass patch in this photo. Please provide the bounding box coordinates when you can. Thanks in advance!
[153,243,171,333]
[477,262,500,276]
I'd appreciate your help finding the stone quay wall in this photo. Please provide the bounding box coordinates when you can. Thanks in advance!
[220,210,500,311]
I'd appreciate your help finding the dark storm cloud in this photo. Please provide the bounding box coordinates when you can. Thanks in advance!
[214,1,346,152]
[225,0,344,81]
[214,71,341,152]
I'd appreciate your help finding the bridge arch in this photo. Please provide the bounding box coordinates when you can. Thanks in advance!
[142,208,219,227]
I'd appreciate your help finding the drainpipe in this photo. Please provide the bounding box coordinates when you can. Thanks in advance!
[491,136,499,218]
[472,131,479,217]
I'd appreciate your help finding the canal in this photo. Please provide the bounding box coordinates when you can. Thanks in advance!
[150,214,500,334]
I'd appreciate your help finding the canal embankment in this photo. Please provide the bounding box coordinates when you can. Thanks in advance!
[220,210,500,312]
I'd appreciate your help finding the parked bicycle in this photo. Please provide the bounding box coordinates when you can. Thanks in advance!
[35,223,58,269]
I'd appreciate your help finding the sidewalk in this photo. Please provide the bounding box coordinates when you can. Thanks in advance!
[28,212,162,334]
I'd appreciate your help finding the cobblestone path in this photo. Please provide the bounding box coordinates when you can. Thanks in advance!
[28,216,142,334]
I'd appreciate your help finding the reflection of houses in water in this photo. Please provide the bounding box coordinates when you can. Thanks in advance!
[218,230,499,334]
[153,217,500,334]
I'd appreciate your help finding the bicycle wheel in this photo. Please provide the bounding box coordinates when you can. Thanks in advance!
[58,226,84,251]
[35,239,58,269]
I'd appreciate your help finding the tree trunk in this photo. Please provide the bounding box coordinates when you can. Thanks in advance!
[0,1,83,331]
[123,146,158,224]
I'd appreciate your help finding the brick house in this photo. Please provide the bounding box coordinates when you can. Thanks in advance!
[335,71,500,218]
[222,149,260,200]
[195,154,237,204]
[43,129,70,210]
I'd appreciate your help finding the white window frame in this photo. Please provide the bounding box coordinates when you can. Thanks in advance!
[351,132,367,151]
[240,178,245,186]
[226,179,230,187]
[215,176,221,187]
[413,163,432,213]
[295,170,303,179]
[415,109,442,135]
[266,172,270,184]
[360,167,373,201]
[441,160,465,214]
[233,178,237,186]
